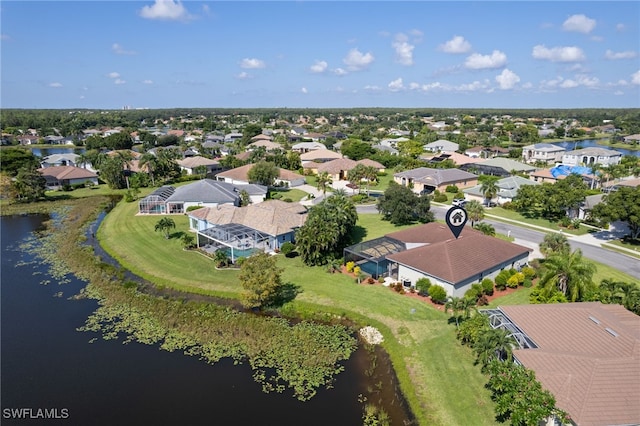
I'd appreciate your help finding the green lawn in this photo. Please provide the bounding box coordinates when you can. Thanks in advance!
[485,207,589,236]
[98,199,500,425]
[270,188,308,202]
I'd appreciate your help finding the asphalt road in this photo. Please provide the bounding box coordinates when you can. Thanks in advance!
[356,203,640,280]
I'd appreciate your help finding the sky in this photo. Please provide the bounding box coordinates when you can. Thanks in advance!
[1,1,639,110]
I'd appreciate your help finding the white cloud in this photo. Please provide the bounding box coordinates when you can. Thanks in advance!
[309,60,328,73]
[631,70,640,85]
[107,72,121,79]
[464,50,507,70]
[49,82,63,88]
[114,79,126,85]
[439,35,471,54]
[410,29,424,42]
[614,90,624,96]
[522,82,533,89]
[202,4,211,15]
[457,80,491,92]
[542,74,599,90]
[236,72,251,80]
[605,49,638,60]
[139,0,192,21]
[112,43,137,55]
[301,87,308,94]
[562,14,596,34]
[559,79,579,89]
[343,48,375,71]
[142,80,154,84]
[392,34,414,66]
[532,45,585,62]
[616,23,626,32]
[388,78,404,92]
[363,85,382,91]
[0,34,10,41]
[495,69,520,90]
[333,68,348,76]
[240,58,265,69]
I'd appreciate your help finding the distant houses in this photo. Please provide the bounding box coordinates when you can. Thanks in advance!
[521,143,565,164]
[561,147,622,167]
[216,164,306,188]
[393,167,478,194]
[38,166,98,190]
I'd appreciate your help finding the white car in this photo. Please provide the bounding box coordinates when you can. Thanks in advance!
[452,198,467,207]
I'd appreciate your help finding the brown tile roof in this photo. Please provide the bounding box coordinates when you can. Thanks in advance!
[498,303,640,426]
[386,223,531,284]
[38,166,97,180]
[217,164,304,183]
[386,222,470,244]
[316,158,358,175]
[177,156,220,169]
[356,158,385,169]
[189,200,308,236]
[299,150,343,161]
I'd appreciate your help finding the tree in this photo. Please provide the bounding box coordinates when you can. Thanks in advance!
[538,249,596,302]
[377,181,434,225]
[591,186,640,239]
[316,171,333,195]
[0,148,40,176]
[474,327,515,370]
[239,189,251,206]
[154,217,176,239]
[480,176,500,206]
[465,200,484,227]
[341,139,374,160]
[539,232,570,257]
[181,233,195,249]
[445,297,474,328]
[239,252,285,310]
[12,165,47,201]
[98,156,128,189]
[247,161,279,186]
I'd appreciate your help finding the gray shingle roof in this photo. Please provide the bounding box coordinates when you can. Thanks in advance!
[394,167,477,185]
[166,179,266,204]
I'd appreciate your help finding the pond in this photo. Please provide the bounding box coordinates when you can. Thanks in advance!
[1,215,413,425]
[548,139,639,157]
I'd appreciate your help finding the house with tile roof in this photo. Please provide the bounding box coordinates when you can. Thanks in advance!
[188,200,308,259]
[38,166,98,190]
[393,167,478,194]
[299,149,343,164]
[138,180,267,214]
[460,157,538,177]
[423,139,459,153]
[304,158,385,182]
[40,153,81,168]
[177,156,223,175]
[291,141,326,153]
[481,302,640,426]
[344,223,531,296]
[561,147,622,167]
[216,163,306,187]
[522,143,566,164]
[463,175,539,205]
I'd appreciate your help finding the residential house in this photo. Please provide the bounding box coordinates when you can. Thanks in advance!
[344,223,531,297]
[247,139,281,152]
[224,132,243,143]
[393,167,478,194]
[463,176,540,205]
[177,156,223,175]
[522,143,566,164]
[372,144,399,155]
[40,153,81,168]
[481,303,640,426]
[306,158,384,182]
[216,163,306,188]
[460,158,537,177]
[291,141,326,153]
[423,152,482,166]
[423,139,459,153]
[464,146,484,158]
[38,166,98,190]
[622,134,640,144]
[188,200,308,258]
[300,149,343,164]
[561,147,622,167]
[578,193,605,220]
[138,180,267,214]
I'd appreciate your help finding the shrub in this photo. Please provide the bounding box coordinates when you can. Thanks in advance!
[558,216,571,228]
[62,183,73,192]
[186,205,204,212]
[445,185,459,193]
[465,286,482,303]
[454,191,465,200]
[501,201,515,210]
[280,242,295,256]
[366,277,376,285]
[234,257,246,267]
[345,261,355,273]
[391,282,405,294]
[415,277,431,296]
[507,275,520,288]
[495,270,510,290]
[521,266,536,279]
[353,266,361,276]
[523,278,533,288]
[282,198,293,203]
[481,278,494,296]
[433,193,448,202]
[378,276,385,284]
[429,285,447,304]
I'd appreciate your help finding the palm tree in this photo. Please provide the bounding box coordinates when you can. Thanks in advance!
[465,200,484,227]
[473,222,495,236]
[480,176,500,206]
[474,327,515,370]
[154,217,176,239]
[139,152,159,186]
[539,232,570,257]
[316,171,333,195]
[445,297,475,328]
[539,248,596,302]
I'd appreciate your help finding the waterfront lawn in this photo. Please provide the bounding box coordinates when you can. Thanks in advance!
[98,198,499,425]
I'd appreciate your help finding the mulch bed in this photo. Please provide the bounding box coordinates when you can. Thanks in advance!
[341,266,526,311]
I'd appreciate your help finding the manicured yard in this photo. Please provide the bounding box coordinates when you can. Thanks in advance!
[98,198,499,425]
[270,188,309,202]
[485,207,589,236]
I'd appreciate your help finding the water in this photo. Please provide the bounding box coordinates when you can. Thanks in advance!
[548,139,639,157]
[30,147,86,158]
[1,215,413,425]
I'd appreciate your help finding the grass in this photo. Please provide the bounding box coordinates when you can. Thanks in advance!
[485,207,589,236]
[270,188,308,202]
[98,199,500,425]
[351,212,416,241]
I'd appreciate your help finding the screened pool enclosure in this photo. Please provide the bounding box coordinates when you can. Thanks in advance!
[343,236,406,278]
[138,186,175,214]
[196,223,271,262]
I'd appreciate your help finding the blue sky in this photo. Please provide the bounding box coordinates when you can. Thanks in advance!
[1,1,639,109]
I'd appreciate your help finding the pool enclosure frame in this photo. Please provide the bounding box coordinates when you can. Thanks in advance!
[138,186,176,214]
[343,236,406,278]
[196,223,271,262]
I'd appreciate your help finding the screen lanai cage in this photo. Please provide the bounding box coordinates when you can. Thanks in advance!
[138,186,175,214]
[198,223,270,262]
[343,236,406,279]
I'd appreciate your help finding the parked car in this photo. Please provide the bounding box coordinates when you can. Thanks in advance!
[452,198,467,207]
